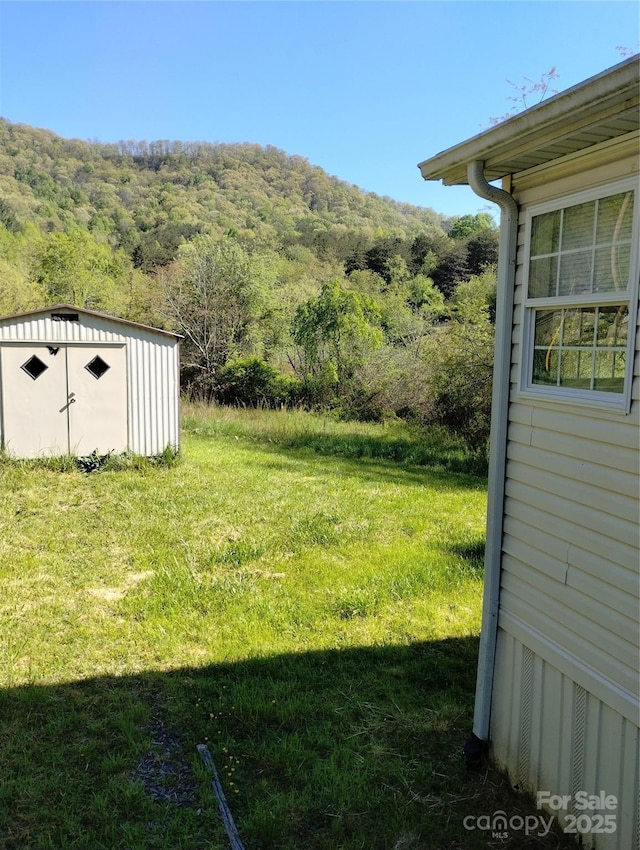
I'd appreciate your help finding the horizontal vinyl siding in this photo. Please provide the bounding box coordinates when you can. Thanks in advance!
[507,420,639,472]
[509,403,640,450]
[503,516,638,613]
[499,564,638,692]
[492,629,639,850]
[502,398,639,695]
[504,475,638,548]
[507,458,638,523]
[504,495,638,574]
[506,440,639,500]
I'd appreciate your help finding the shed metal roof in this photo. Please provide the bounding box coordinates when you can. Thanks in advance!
[418,56,639,186]
[0,304,182,339]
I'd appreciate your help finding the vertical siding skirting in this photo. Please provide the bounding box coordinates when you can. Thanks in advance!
[570,684,587,818]
[517,645,534,788]
[491,628,639,849]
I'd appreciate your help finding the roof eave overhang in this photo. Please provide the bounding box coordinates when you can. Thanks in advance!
[418,56,640,187]
[0,303,183,339]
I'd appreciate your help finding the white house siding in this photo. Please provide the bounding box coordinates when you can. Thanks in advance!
[489,139,639,849]
[0,310,180,456]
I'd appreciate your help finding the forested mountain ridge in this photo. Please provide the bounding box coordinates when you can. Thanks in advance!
[0,118,447,268]
[0,118,499,451]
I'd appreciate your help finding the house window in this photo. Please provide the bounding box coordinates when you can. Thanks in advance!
[522,180,638,409]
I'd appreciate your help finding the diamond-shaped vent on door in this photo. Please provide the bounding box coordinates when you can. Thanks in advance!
[21,355,48,380]
[85,355,110,379]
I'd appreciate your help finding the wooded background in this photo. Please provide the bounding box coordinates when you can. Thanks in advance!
[0,119,499,451]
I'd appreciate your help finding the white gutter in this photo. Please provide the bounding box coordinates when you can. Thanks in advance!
[418,56,639,185]
[465,161,518,754]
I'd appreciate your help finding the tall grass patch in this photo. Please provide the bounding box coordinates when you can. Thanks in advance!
[181,401,488,475]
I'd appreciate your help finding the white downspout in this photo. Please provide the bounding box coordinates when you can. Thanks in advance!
[465,161,518,758]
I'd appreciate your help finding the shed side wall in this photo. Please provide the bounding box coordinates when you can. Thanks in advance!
[490,139,639,850]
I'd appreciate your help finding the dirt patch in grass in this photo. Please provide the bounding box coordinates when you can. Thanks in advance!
[132,717,199,809]
[87,571,154,602]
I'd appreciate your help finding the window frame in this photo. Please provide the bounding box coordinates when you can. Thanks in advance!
[519,177,639,413]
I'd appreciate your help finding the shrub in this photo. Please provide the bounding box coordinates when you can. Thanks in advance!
[216,356,300,408]
[423,272,497,454]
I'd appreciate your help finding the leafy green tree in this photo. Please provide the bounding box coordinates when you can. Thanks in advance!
[450,268,497,323]
[409,231,451,275]
[424,270,497,452]
[344,238,371,275]
[0,257,46,314]
[355,340,435,425]
[364,236,410,285]
[448,212,494,240]
[385,254,411,287]
[33,229,132,312]
[0,223,47,313]
[131,222,201,271]
[465,228,499,276]
[430,240,469,299]
[354,271,445,418]
[164,235,272,398]
[216,356,299,408]
[0,198,21,233]
[344,269,386,299]
[291,279,383,399]
[406,274,445,315]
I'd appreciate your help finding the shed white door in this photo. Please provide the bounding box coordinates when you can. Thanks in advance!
[1,344,69,456]
[1,344,127,458]
[66,346,127,456]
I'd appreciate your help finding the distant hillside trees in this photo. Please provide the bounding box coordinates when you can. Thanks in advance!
[448,212,494,239]
[0,118,500,453]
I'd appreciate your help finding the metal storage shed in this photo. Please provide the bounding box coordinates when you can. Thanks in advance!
[0,304,181,458]
[419,56,639,849]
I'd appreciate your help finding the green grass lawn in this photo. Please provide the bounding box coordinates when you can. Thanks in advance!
[0,406,575,849]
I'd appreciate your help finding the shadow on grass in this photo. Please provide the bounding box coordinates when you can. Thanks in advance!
[265,431,489,477]
[449,539,486,572]
[183,417,489,478]
[256,451,486,493]
[193,435,487,498]
[0,640,576,850]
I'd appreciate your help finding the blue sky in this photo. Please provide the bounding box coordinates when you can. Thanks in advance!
[0,1,637,218]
